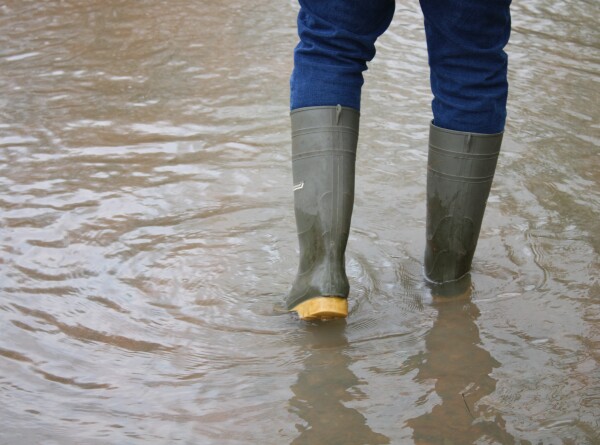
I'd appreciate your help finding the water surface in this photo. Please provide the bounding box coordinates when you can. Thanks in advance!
[1,1,598,444]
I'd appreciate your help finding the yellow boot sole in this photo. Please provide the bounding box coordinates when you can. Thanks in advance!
[291,297,348,321]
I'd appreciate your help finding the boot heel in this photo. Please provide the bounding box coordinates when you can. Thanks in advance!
[291,297,348,320]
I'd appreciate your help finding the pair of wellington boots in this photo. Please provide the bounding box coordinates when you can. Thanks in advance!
[286,106,502,320]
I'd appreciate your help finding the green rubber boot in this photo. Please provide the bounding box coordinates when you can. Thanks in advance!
[286,106,359,319]
[424,122,502,284]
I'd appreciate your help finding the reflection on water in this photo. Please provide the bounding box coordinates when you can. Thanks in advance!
[0,0,598,443]
[407,285,517,445]
[289,321,390,445]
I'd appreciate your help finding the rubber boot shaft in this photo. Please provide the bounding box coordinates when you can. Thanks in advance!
[424,123,502,283]
[286,106,359,310]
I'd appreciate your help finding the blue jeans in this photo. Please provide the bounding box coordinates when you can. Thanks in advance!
[290,0,511,134]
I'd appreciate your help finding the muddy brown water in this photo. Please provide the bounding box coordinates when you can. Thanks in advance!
[1,1,599,444]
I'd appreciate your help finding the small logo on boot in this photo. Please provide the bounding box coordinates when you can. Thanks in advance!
[293,182,304,191]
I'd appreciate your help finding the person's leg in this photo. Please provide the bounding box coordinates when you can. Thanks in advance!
[420,0,511,284]
[291,0,395,112]
[287,0,395,319]
[421,0,511,134]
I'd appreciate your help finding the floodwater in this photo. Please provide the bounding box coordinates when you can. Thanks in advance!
[0,1,598,444]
